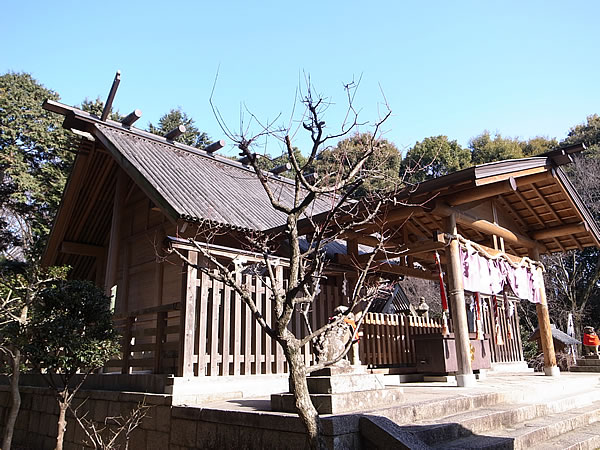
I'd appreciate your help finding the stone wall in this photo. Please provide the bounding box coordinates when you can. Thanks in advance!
[0,386,171,450]
[0,386,360,449]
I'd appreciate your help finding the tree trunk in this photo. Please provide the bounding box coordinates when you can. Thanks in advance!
[55,393,69,450]
[2,349,22,450]
[286,343,325,450]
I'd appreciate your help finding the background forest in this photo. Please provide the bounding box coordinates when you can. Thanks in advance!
[2,70,599,352]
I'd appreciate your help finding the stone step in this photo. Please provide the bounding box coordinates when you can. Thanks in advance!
[271,387,404,414]
[372,391,507,425]
[410,390,600,445]
[307,372,384,394]
[430,401,600,449]
[529,421,600,450]
[570,365,600,372]
[574,357,600,366]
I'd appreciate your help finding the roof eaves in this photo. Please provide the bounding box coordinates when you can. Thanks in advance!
[473,157,550,183]
[177,213,261,234]
[43,99,299,188]
[554,167,600,247]
[93,126,180,223]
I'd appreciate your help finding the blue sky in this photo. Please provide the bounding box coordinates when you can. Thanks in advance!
[2,1,598,157]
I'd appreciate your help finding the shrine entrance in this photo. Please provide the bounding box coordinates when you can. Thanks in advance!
[329,145,600,385]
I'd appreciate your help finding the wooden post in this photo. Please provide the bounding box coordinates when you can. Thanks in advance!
[101,70,121,121]
[122,316,134,375]
[154,311,167,374]
[444,214,476,387]
[529,248,559,376]
[179,251,197,377]
[104,169,127,298]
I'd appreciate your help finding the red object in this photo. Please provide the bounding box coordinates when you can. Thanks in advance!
[435,252,448,311]
[344,318,359,342]
[584,333,600,346]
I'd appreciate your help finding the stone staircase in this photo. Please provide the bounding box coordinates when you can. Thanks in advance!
[570,356,600,373]
[360,375,600,449]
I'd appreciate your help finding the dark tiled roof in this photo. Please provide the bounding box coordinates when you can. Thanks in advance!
[95,124,333,232]
[528,324,580,345]
[368,284,412,314]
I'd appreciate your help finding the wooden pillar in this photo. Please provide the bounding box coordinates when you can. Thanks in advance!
[179,251,198,377]
[444,214,476,387]
[104,169,127,299]
[529,248,559,376]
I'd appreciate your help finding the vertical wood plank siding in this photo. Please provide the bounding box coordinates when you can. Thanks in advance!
[360,295,523,368]
[176,267,347,376]
[109,283,523,375]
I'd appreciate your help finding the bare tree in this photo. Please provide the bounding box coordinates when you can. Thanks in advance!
[72,399,152,450]
[542,156,600,337]
[167,79,403,449]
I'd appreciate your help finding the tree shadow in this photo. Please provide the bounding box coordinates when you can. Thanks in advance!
[360,415,515,449]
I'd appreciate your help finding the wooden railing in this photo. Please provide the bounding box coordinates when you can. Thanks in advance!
[360,295,524,368]
[480,295,524,363]
[189,271,344,376]
[107,290,523,375]
[360,313,444,367]
[107,302,181,374]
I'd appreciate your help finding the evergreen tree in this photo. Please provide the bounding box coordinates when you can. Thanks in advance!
[469,131,524,164]
[148,108,211,149]
[401,135,471,183]
[0,72,73,260]
[316,132,402,196]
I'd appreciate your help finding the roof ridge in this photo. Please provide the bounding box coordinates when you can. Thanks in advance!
[44,99,298,187]
[96,122,300,187]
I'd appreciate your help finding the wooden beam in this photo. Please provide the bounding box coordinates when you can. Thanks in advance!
[339,231,381,248]
[447,178,517,206]
[375,263,438,281]
[121,109,142,127]
[404,232,448,255]
[204,139,226,154]
[70,128,95,142]
[179,251,197,377]
[491,201,504,252]
[41,148,92,266]
[334,254,437,281]
[496,195,528,233]
[351,233,448,263]
[346,239,359,258]
[532,222,588,240]
[513,189,565,252]
[165,125,186,141]
[270,162,292,175]
[353,206,429,235]
[104,169,127,296]
[380,206,430,228]
[529,247,558,375]
[167,236,290,267]
[444,214,475,386]
[476,166,548,186]
[514,170,554,188]
[433,202,543,251]
[101,70,121,121]
[60,241,104,258]
[238,153,256,165]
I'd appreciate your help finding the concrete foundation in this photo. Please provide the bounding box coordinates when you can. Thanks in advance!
[456,373,477,387]
[3,372,600,449]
